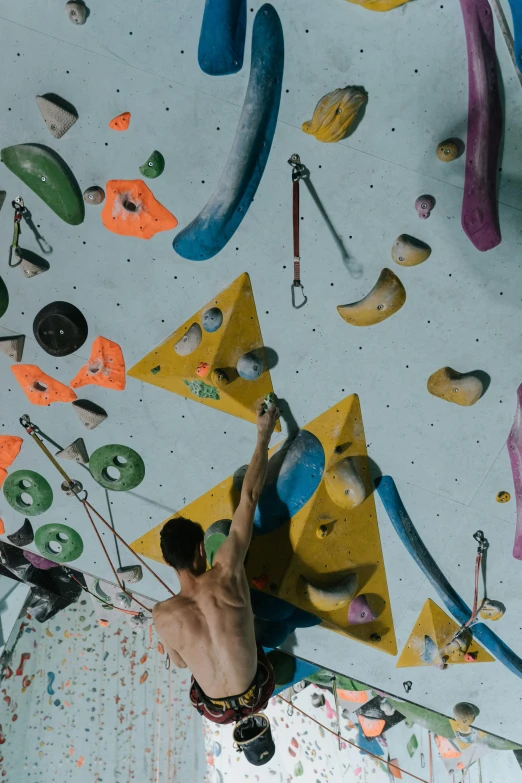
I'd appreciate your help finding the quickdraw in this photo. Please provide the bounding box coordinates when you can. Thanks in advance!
[288,154,307,309]
[19,414,177,617]
[9,197,25,267]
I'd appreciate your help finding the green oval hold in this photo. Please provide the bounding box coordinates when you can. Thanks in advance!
[0,276,8,318]
[3,470,53,516]
[89,444,145,491]
[35,522,84,563]
[139,150,165,179]
[1,144,84,225]
[204,519,231,566]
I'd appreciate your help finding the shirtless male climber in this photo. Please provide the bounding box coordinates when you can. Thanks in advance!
[152,399,280,724]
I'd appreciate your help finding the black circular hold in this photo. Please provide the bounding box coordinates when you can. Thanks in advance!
[33,301,88,357]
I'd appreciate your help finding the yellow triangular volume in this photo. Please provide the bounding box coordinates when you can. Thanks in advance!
[127,273,279,427]
[396,598,494,668]
[131,394,397,655]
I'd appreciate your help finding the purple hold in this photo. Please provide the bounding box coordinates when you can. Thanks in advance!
[23,550,57,570]
[415,195,435,219]
[348,594,378,625]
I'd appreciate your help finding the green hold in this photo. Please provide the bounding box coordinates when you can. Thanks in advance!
[183,379,220,400]
[3,470,53,516]
[89,444,145,492]
[294,762,304,777]
[34,522,84,563]
[1,144,84,225]
[139,150,165,179]
[151,365,161,374]
[0,276,8,318]
[383,696,455,739]
[407,734,418,757]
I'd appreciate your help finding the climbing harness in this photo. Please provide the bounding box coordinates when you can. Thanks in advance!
[278,693,429,783]
[8,197,25,267]
[19,414,177,617]
[288,154,307,309]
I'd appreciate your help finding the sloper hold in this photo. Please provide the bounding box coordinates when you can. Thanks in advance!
[56,438,89,464]
[174,4,284,260]
[72,399,107,429]
[324,457,366,510]
[427,367,483,406]
[128,273,278,427]
[11,364,77,405]
[391,235,431,267]
[337,269,406,326]
[70,336,125,390]
[139,151,165,179]
[102,180,177,240]
[301,573,358,612]
[35,95,78,139]
[0,335,25,362]
[7,518,34,547]
[1,144,84,225]
[396,598,494,668]
[302,87,368,143]
[198,0,246,76]
[109,112,131,131]
[131,393,397,654]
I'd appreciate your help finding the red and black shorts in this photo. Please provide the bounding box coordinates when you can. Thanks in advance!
[189,645,275,725]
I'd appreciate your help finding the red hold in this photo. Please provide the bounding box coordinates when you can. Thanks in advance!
[16,652,30,676]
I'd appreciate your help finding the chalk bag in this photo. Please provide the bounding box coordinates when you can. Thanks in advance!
[232,713,275,766]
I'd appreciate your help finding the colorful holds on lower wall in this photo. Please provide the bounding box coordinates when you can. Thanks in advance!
[128,273,279,427]
[11,364,77,405]
[302,87,368,143]
[101,180,177,239]
[89,444,145,491]
[1,144,84,225]
[33,301,88,357]
[427,367,484,406]
[109,112,131,131]
[391,235,431,267]
[139,150,165,179]
[337,269,406,326]
[173,4,284,261]
[70,336,126,390]
[34,522,84,563]
[3,470,53,516]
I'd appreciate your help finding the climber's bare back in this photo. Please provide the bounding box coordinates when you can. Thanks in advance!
[153,561,257,698]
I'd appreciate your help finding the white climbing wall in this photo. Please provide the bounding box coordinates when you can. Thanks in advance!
[0,0,521,747]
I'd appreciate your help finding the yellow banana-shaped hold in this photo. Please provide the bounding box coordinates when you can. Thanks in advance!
[337,268,406,326]
[302,87,368,143]
[301,573,358,611]
[346,0,411,11]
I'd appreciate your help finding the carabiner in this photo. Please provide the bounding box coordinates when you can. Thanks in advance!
[9,198,25,267]
[291,280,307,309]
[288,153,305,182]
[473,530,488,553]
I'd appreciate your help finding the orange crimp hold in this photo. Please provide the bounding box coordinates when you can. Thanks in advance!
[195,362,210,377]
[109,112,131,131]
[101,179,178,240]
[337,689,369,704]
[70,336,126,391]
[11,364,77,406]
[0,435,23,488]
[358,715,385,738]
[435,735,461,759]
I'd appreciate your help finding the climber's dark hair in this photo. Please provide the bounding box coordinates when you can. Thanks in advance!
[160,516,204,573]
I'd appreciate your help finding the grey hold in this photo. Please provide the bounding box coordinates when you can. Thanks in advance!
[202,307,223,333]
[83,186,105,205]
[174,323,202,356]
[311,693,325,708]
[66,0,88,24]
[0,334,25,362]
[56,437,89,464]
[7,518,34,547]
[36,95,78,139]
[237,350,264,381]
[72,399,107,430]
[117,565,143,584]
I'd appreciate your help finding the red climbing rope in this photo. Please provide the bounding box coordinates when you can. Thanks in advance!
[288,154,307,309]
[463,531,487,628]
[278,694,429,783]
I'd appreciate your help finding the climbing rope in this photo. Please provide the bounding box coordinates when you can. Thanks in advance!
[288,154,307,309]
[278,694,429,783]
[67,571,141,616]
[463,530,488,628]
[20,415,177,616]
[428,730,433,783]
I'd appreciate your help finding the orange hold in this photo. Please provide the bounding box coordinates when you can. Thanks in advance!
[0,436,23,470]
[251,573,269,590]
[99,619,110,627]
[337,689,369,704]
[0,518,4,535]
[101,179,178,240]
[358,715,385,738]
[435,735,461,759]
[195,362,210,378]
[157,642,165,655]
[140,671,148,684]
[389,759,402,779]
[0,471,6,490]
[109,112,131,131]
[70,336,126,391]
[11,364,77,406]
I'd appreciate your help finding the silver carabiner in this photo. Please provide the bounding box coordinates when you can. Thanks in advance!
[291,281,307,309]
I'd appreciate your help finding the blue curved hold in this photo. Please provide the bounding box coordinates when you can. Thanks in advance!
[174,3,284,261]
[506,0,522,73]
[250,588,321,627]
[254,430,325,535]
[256,619,292,648]
[198,0,246,76]
[376,475,522,680]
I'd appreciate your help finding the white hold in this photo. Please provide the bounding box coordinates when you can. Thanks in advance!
[324,457,367,509]
[301,573,358,612]
[56,437,89,464]
[174,323,202,356]
[0,335,25,362]
[65,0,87,24]
[20,256,48,277]
[237,350,264,381]
[113,592,132,609]
[72,399,107,429]
[117,565,143,583]
[36,95,78,139]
